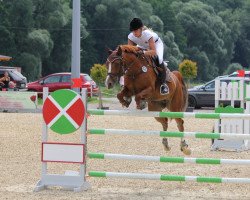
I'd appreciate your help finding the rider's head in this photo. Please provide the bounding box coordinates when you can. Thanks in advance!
[130,18,143,38]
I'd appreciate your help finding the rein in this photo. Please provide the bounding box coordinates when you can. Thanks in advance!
[123,52,151,79]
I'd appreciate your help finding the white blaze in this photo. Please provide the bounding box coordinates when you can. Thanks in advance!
[108,62,112,73]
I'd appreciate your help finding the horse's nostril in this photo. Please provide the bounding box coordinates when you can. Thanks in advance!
[108,83,112,89]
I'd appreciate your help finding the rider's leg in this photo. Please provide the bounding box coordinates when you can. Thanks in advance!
[155,39,170,95]
[159,63,169,95]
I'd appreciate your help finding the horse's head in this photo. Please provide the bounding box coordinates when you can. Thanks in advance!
[105,45,147,89]
[105,48,124,89]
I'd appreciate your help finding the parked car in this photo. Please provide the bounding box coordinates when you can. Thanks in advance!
[0,67,27,89]
[188,77,250,108]
[27,72,99,96]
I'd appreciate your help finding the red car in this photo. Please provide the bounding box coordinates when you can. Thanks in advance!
[27,72,99,96]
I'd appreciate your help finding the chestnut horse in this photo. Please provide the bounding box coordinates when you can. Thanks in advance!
[105,45,191,155]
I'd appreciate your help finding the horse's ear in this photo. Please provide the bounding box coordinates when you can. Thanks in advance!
[106,47,113,55]
[117,46,122,56]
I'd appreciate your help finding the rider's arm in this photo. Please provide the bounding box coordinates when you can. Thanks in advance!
[128,39,136,46]
[144,37,157,56]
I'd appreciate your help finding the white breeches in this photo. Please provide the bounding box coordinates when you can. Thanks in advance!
[155,38,164,64]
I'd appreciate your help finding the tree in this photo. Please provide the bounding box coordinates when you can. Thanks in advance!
[179,59,197,87]
[143,0,187,50]
[223,63,243,75]
[162,31,183,70]
[81,0,154,72]
[171,0,231,80]
[15,52,41,81]
[90,63,107,85]
[231,1,250,69]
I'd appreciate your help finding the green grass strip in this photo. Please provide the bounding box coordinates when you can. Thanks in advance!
[88,109,104,115]
[160,131,184,138]
[87,153,104,159]
[89,129,105,134]
[89,171,106,177]
[160,157,184,163]
[195,113,220,119]
[195,133,221,139]
[196,158,221,164]
[159,112,184,118]
[197,177,222,183]
[161,175,185,181]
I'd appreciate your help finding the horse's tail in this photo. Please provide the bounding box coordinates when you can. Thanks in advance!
[181,75,188,112]
[172,71,188,112]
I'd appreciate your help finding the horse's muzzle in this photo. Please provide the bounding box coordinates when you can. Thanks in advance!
[105,76,114,89]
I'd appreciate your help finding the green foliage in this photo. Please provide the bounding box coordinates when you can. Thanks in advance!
[90,64,107,85]
[179,59,198,79]
[223,63,243,75]
[162,31,183,70]
[27,29,54,58]
[15,52,42,81]
[81,0,154,72]
[1,0,250,82]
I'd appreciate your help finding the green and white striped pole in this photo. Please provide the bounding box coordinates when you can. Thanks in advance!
[88,129,250,140]
[89,171,250,184]
[88,109,250,119]
[88,152,250,165]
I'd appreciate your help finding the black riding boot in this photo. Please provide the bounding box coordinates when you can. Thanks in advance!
[159,62,169,95]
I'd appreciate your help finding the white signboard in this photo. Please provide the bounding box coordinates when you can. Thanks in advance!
[42,142,85,164]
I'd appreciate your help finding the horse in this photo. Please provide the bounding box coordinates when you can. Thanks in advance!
[105,45,191,155]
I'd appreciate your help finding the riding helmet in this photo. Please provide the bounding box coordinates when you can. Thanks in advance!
[130,18,143,31]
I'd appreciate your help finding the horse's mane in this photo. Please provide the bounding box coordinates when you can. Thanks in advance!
[119,45,140,54]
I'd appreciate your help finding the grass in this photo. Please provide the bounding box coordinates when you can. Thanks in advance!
[37,98,43,105]
[88,97,99,104]
[99,85,122,98]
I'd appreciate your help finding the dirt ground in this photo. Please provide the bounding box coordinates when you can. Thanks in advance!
[0,101,250,200]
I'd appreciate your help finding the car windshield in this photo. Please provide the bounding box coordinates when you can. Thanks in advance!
[205,81,215,90]
[12,70,25,78]
[83,74,92,81]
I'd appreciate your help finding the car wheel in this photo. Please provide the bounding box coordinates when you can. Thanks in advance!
[188,96,198,108]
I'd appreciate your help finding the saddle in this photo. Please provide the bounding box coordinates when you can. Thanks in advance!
[151,56,171,82]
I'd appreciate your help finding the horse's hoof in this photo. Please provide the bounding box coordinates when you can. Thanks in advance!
[120,101,129,108]
[123,102,130,108]
[124,97,132,105]
[139,100,147,110]
[164,145,171,152]
[136,105,142,110]
[181,146,191,155]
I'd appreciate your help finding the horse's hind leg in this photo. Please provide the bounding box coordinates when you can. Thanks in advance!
[168,85,191,155]
[148,101,171,152]
[175,118,191,155]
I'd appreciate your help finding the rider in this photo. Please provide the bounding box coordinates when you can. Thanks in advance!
[128,17,170,95]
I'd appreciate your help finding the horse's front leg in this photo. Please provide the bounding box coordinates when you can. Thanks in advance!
[134,87,153,110]
[117,87,132,108]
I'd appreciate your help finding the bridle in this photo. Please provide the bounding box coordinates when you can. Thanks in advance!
[107,56,124,78]
[106,51,150,79]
